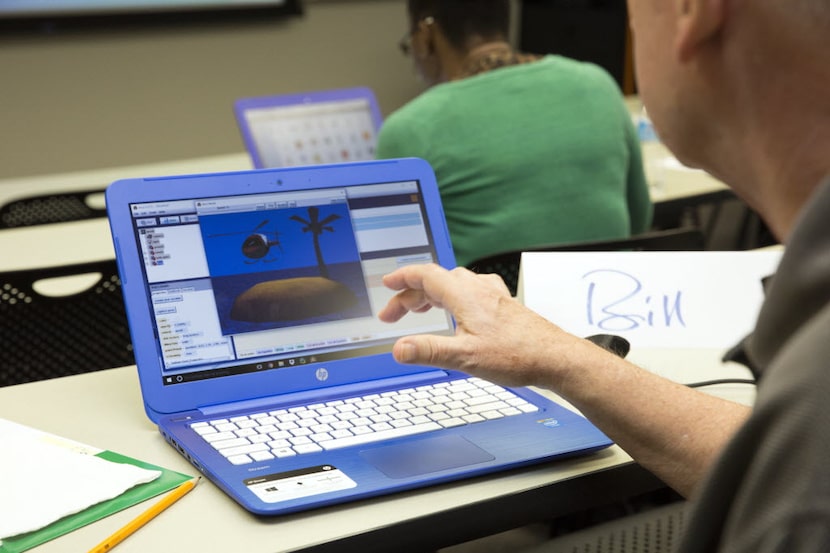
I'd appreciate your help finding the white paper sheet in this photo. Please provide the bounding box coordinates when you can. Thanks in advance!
[520,250,783,349]
[0,418,161,541]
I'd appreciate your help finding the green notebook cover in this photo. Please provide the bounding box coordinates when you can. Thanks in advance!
[0,451,192,553]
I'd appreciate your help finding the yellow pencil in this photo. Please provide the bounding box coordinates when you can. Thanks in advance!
[87,477,199,553]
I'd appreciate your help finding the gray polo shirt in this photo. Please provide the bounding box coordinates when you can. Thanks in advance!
[678,177,830,552]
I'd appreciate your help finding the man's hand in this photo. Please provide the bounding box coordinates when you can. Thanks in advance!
[379,263,588,388]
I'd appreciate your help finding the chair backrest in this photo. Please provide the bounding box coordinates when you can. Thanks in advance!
[466,228,707,296]
[0,259,134,386]
[0,189,107,228]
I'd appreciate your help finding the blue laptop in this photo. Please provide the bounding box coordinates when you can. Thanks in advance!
[106,158,612,516]
[234,86,383,169]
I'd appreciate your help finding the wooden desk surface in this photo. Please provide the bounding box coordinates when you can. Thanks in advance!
[0,348,753,553]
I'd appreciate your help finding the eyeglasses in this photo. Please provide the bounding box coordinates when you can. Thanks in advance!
[398,16,434,57]
[398,32,412,56]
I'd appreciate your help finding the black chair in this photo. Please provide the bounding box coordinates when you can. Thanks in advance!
[0,259,134,386]
[0,189,107,228]
[466,228,706,296]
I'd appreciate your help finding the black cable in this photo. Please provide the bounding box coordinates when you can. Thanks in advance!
[685,378,756,388]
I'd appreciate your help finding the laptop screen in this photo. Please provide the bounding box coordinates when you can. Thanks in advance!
[235,88,382,169]
[125,179,452,387]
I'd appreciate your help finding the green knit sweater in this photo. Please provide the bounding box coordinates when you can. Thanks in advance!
[376,55,653,267]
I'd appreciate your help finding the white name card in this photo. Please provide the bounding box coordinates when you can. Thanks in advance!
[519,250,783,349]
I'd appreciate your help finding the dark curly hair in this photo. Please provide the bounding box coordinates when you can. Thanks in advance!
[407,0,511,50]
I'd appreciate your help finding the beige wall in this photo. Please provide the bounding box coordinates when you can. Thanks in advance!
[0,0,422,179]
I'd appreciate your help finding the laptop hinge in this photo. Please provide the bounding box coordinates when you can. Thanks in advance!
[197,369,448,417]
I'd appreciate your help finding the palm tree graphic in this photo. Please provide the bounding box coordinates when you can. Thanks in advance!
[290,207,341,278]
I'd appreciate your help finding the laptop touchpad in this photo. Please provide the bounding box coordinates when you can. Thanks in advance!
[360,435,495,479]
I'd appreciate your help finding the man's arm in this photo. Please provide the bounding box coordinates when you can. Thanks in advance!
[379,264,750,497]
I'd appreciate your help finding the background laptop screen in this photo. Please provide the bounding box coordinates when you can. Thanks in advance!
[241,97,378,168]
[127,180,452,386]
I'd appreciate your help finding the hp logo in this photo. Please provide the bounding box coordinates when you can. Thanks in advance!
[315,368,329,382]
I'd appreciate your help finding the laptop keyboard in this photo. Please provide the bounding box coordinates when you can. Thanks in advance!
[190,377,539,465]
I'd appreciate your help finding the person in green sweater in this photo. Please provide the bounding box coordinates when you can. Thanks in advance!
[376,0,653,267]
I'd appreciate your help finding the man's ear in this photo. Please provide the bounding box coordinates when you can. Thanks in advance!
[675,0,726,62]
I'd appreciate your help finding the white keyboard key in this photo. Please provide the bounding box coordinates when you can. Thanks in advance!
[464,395,499,406]
[250,451,274,462]
[211,437,251,450]
[438,417,466,428]
[215,422,239,433]
[272,447,296,458]
[220,442,269,458]
[311,432,332,443]
[294,443,323,455]
[466,401,510,414]
[228,454,252,465]
[291,427,313,438]
[202,431,236,443]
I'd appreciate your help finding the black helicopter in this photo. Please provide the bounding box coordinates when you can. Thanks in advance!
[209,219,283,263]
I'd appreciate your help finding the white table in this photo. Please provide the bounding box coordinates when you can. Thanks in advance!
[0,147,731,274]
[0,348,753,553]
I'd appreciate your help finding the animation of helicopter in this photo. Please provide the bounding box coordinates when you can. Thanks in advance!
[209,219,284,264]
